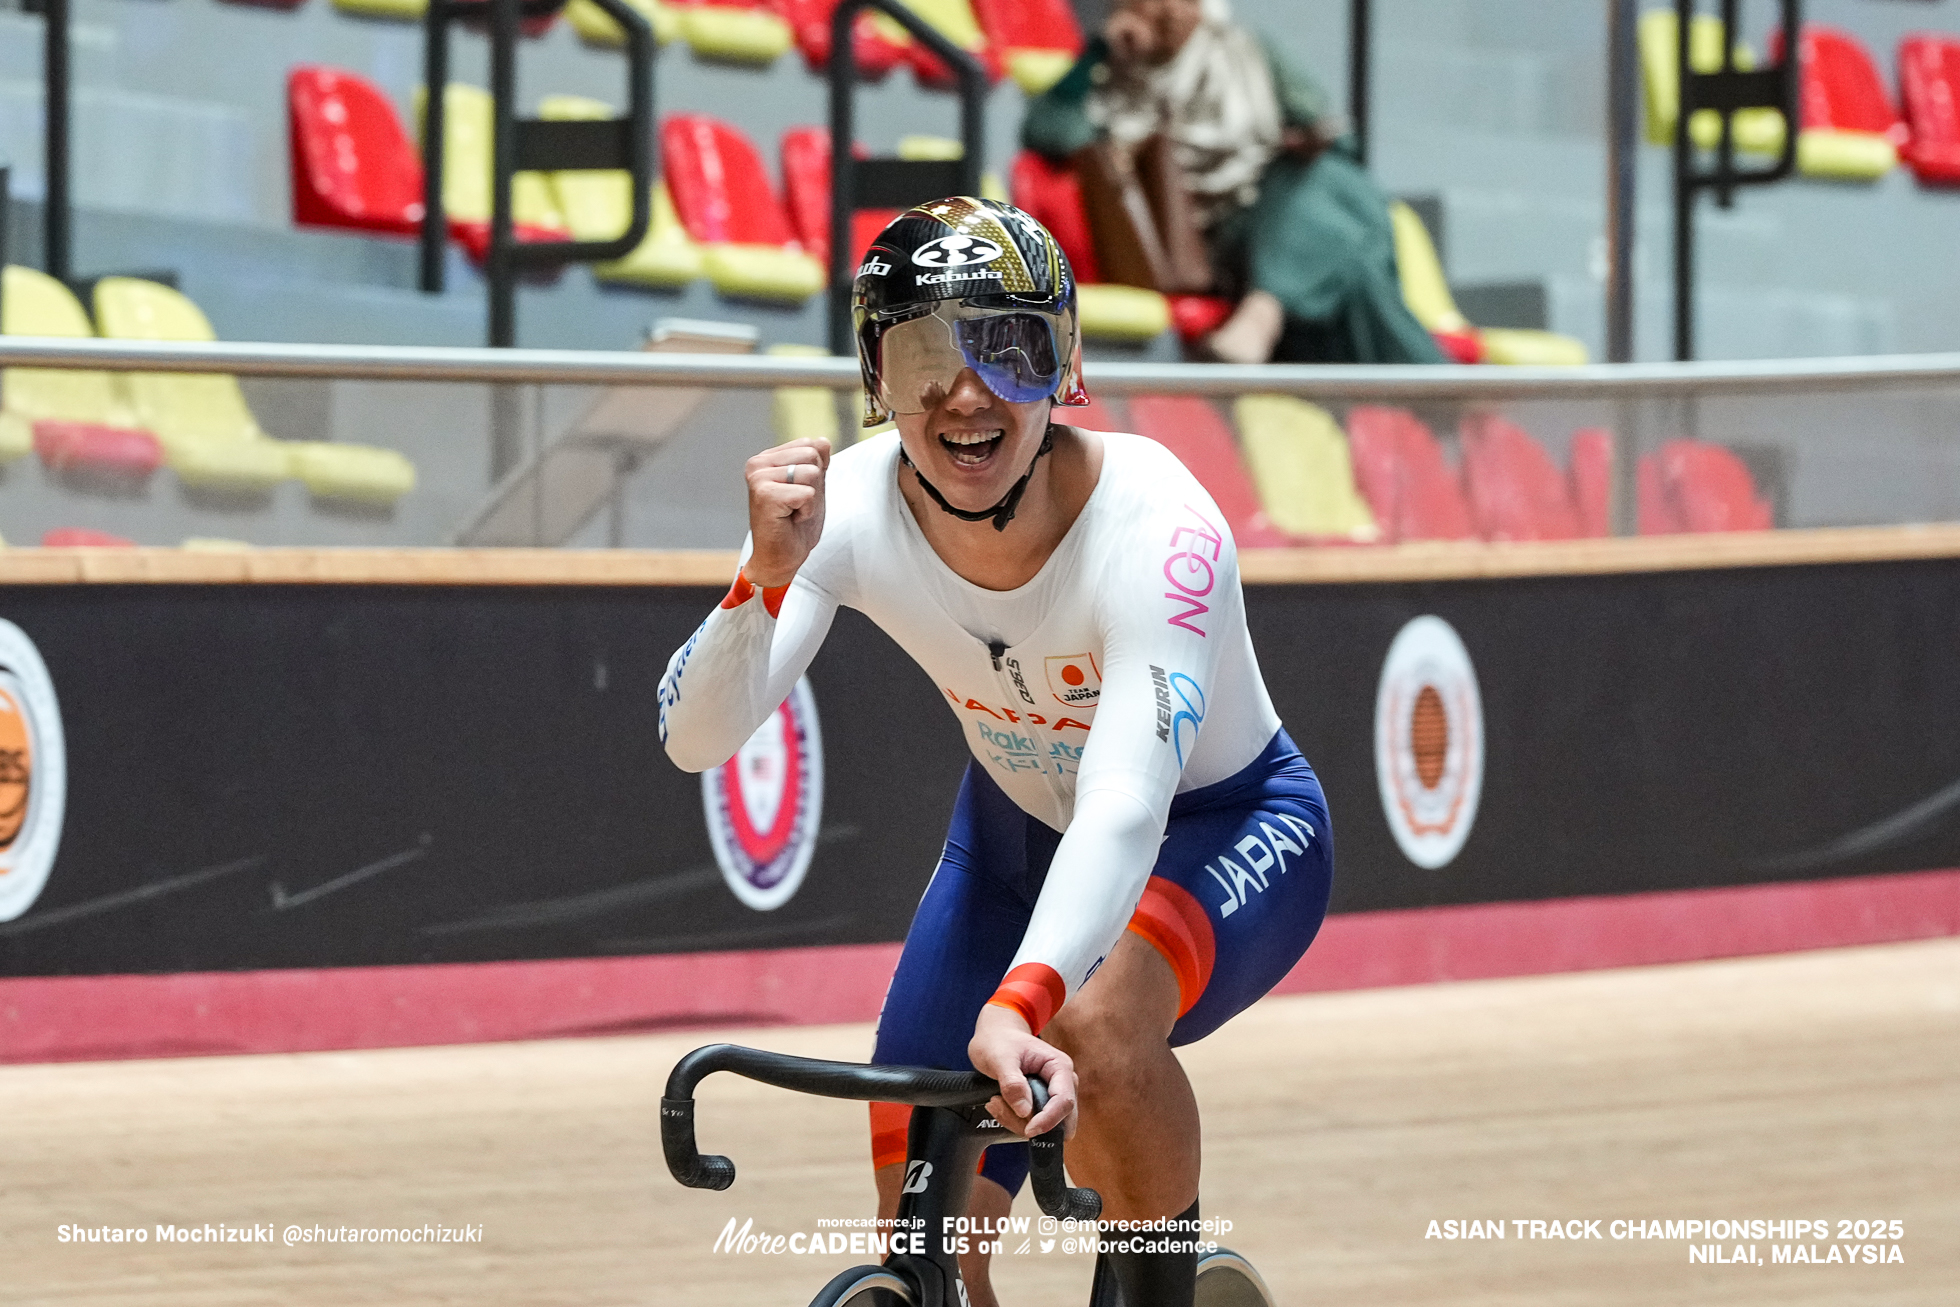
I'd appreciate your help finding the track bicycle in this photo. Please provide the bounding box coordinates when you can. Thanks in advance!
[664,1043,1277,1306]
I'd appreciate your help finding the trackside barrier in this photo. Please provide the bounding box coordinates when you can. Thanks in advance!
[3,340,1960,549]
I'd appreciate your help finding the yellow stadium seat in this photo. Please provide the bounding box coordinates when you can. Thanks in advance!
[1638,10,1787,154]
[1388,201,1589,366]
[1477,329,1592,366]
[595,182,707,289]
[1387,202,1470,334]
[701,245,827,305]
[0,411,28,462]
[1076,283,1171,343]
[897,134,964,161]
[1233,395,1379,543]
[870,0,988,68]
[332,0,425,20]
[93,279,413,503]
[1006,49,1074,96]
[413,84,569,235]
[286,442,419,505]
[565,0,678,47]
[540,96,705,290]
[679,4,794,65]
[89,278,292,491]
[0,265,140,452]
[767,343,840,446]
[1795,128,1898,179]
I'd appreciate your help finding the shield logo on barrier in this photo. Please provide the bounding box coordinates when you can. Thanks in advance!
[702,676,824,911]
[1375,616,1483,870]
[0,619,67,923]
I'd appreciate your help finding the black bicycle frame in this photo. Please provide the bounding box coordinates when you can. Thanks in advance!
[664,1044,1099,1303]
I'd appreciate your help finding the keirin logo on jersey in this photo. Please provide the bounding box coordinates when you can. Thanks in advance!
[1374,616,1483,870]
[0,619,67,923]
[911,235,1003,268]
[702,677,824,911]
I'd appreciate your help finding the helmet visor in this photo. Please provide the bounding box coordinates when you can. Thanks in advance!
[873,305,1062,415]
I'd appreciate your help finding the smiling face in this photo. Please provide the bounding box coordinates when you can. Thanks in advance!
[895,368,1053,513]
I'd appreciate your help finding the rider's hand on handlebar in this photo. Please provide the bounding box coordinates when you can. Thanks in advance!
[742,437,831,589]
[969,1004,1078,1140]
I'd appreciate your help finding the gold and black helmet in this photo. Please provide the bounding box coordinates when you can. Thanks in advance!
[852,197,1087,428]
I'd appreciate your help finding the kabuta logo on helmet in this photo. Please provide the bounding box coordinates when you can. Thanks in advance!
[912,235,1004,268]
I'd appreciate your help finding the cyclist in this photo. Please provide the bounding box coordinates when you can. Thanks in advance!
[659,198,1332,1307]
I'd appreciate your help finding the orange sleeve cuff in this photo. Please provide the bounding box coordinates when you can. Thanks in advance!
[985,962,1066,1036]
[869,1101,911,1172]
[720,570,789,619]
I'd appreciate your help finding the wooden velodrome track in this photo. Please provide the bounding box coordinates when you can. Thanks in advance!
[3,531,1958,1304]
[1,939,1952,1306]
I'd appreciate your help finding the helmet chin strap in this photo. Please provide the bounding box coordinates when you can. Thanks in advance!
[901,424,1058,532]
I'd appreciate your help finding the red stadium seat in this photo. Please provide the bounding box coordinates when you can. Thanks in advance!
[289,67,565,263]
[779,126,900,270]
[33,420,163,478]
[1346,406,1476,543]
[1785,25,1905,137]
[777,0,908,79]
[1655,439,1773,533]
[1459,414,1581,542]
[1900,34,1960,186]
[894,0,1002,90]
[42,528,137,548]
[664,113,799,247]
[1129,395,1292,547]
[1569,427,1674,536]
[1570,432,1766,535]
[288,66,426,238]
[664,114,824,301]
[970,0,1082,93]
[1769,24,1905,178]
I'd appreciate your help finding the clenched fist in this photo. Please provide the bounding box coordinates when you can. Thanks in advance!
[741,437,831,588]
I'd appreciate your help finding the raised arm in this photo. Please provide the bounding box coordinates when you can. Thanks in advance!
[658,437,839,772]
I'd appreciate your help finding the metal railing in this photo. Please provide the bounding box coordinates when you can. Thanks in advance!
[5,338,1960,397]
[6,339,1960,551]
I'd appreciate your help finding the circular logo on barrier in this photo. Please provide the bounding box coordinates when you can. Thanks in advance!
[0,620,67,923]
[703,677,823,911]
[1375,616,1482,870]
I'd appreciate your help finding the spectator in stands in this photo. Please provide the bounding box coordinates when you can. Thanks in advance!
[1025,0,1442,365]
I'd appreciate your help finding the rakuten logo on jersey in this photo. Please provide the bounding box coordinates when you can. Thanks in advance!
[1163,505,1224,637]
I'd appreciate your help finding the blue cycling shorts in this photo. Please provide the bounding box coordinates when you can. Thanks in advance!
[869,729,1332,1197]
